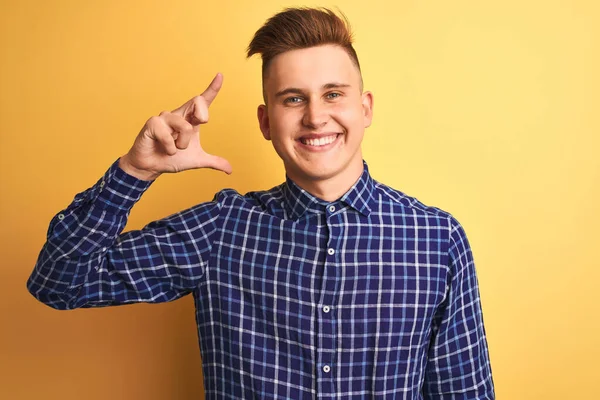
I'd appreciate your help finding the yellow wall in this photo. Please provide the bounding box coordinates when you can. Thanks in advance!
[1,0,598,398]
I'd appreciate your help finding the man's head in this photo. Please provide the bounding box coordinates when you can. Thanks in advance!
[247,8,373,200]
[247,7,363,99]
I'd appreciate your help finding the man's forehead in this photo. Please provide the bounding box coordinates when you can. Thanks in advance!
[264,45,360,88]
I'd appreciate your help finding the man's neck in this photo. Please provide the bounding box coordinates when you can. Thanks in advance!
[288,161,364,202]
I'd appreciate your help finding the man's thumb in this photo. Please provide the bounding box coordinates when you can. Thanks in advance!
[200,153,232,175]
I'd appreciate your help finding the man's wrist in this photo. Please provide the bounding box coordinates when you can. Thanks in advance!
[118,156,160,181]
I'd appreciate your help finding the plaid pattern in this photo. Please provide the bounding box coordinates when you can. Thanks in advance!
[28,159,494,399]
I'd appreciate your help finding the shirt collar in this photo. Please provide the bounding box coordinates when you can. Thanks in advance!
[282,160,375,220]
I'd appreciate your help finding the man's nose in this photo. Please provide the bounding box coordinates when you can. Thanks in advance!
[302,101,328,129]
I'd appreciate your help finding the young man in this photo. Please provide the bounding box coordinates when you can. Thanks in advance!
[27,8,495,399]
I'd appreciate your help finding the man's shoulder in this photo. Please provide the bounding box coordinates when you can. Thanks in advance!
[372,180,454,222]
[212,184,286,211]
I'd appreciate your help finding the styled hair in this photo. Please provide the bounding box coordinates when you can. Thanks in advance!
[247,7,362,82]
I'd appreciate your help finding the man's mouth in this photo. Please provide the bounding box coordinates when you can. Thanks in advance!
[298,133,340,147]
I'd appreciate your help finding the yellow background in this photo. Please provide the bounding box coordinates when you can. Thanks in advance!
[1,0,598,398]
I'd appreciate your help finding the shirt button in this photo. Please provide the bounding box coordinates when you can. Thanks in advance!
[323,306,330,313]
[100,181,105,188]
[328,205,335,212]
[327,248,335,256]
[57,214,65,220]
[323,365,331,373]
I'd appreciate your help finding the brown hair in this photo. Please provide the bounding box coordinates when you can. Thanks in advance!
[247,7,361,83]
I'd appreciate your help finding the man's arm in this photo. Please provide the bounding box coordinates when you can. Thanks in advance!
[26,74,232,310]
[422,216,495,399]
[26,159,223,310]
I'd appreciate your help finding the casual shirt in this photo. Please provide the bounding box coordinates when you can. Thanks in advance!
[27,159,495,399]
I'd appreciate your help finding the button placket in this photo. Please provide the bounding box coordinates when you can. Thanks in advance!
[317,217,342,398]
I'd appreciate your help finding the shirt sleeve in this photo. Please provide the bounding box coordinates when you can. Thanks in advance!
[422,216,495,399]
[26,158,223,310]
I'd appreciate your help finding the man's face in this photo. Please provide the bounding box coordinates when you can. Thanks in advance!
[257,45,373,190]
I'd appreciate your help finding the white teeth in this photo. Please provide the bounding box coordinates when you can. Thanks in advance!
[301,135,337,147]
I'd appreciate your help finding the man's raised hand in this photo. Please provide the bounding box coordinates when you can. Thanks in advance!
[119,73,232,181]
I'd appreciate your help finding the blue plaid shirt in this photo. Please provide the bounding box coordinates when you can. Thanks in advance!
[27,159,494,399]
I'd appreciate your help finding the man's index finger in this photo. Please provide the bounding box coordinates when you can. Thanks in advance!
[201,73,223,106]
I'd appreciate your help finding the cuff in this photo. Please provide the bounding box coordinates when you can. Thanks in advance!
[94,158,155,213]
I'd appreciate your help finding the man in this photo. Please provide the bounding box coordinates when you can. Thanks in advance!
[27,7,495,399]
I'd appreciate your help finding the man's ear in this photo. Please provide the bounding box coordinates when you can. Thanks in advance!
[257,104,271,140]
[361,91,374,128]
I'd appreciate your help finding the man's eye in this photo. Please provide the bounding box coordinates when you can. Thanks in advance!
[284,97,303,104]
[326,92,341,99]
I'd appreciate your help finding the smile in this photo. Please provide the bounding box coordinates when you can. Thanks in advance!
[299,133,340,147]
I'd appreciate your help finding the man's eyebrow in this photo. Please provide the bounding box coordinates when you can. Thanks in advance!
[275,88,304,98]
[275,83,352,98]
[322,82,351,90]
